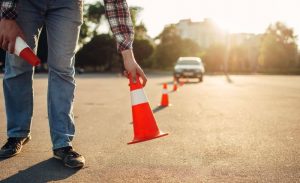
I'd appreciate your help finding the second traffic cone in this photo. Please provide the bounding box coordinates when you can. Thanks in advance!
[14,37,41,66]
[179,80,184,87]
[173,81,178,92]
[160,83,170,107]
[128,74,168,144]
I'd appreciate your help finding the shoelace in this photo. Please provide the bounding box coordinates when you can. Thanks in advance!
[64,147,80,158]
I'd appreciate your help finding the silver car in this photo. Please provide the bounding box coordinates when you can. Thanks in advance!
[173,57,205,82]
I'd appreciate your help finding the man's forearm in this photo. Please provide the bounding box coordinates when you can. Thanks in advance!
[0,0,18,20]
[104,0,134,52]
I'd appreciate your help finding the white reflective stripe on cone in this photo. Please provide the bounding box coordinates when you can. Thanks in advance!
[131,88,148,106]
[14,37,29,56]
[162,89,168,94]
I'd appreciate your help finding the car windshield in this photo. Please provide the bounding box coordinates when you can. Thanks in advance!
[177,60,201,65]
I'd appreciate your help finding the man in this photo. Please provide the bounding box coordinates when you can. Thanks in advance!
[0,0,147,168]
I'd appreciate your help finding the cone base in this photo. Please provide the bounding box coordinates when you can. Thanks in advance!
[128,132,168,145]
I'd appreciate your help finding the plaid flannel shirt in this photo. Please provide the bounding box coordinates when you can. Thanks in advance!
[0,0,134,52]
[0,0,18,20]
[104,0,134,52]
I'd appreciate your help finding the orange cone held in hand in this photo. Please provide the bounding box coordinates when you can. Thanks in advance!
[15,37,41,66]
[160,83,170,107]
[128,75,168,144]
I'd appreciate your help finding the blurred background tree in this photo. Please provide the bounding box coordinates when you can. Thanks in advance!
[76,3,154,72]
[154,25,201,69]
[154,25,182,69]
[203,43,226,72]
[132,22,155,68]
[129,6,143,27]
[133,39,154,68]
[259,22,298,71]
[76,34,119,72]
[79,2,105,45]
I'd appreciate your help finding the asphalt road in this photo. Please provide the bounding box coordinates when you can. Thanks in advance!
[0,74,299,183]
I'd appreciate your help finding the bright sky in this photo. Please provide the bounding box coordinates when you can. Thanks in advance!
[87,0,299,45]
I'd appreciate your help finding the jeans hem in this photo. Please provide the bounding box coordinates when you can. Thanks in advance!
[52,142,73,150]
[7,133,31,138]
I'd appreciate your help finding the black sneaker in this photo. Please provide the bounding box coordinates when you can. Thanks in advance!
[0,137,31,158]
[53,146,85,168]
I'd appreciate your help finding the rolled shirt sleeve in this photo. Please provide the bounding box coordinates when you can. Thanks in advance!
[0,0,18,20]
[104,0,134,52]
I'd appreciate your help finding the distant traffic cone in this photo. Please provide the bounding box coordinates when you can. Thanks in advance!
[173,81,178,91]
[179,80,184,87]
[14,37,41,66]
[160,83,170,107]
[128,74,168,144]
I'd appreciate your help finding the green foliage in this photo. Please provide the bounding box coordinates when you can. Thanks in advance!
[203,43,226,72]
[134,23,148,40]
[129,7,143,27]
[153,25,201,69]
[228,45,247,72]
[76,34,121,71]
[76,35,155,71]
[79,2,106,45]
[76,3,155,72]
[133,39,154,68]
[87,2,105,24]
[259,22,298,69]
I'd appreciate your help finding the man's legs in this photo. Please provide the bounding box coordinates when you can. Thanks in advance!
[3,0,44,139]
[45,0,83,150]
[0,0,45,158]
[44,0,85,168]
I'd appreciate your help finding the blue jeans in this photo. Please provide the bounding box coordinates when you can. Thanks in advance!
[3,0,83,150]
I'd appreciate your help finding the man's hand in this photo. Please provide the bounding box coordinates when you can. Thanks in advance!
[0,19,24,54]
[121,49,147,87]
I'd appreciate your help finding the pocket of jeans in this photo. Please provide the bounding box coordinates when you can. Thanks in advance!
[59,0,84,25]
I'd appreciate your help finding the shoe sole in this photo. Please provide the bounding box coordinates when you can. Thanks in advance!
[53,155,85,168]
[0,137,31,158]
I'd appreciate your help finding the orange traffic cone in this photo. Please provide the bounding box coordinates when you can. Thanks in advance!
[173,81,178,92]
[160,83,170,107]
[128,75,168,144]
[179,80,184,87]
[15,37,41,66]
